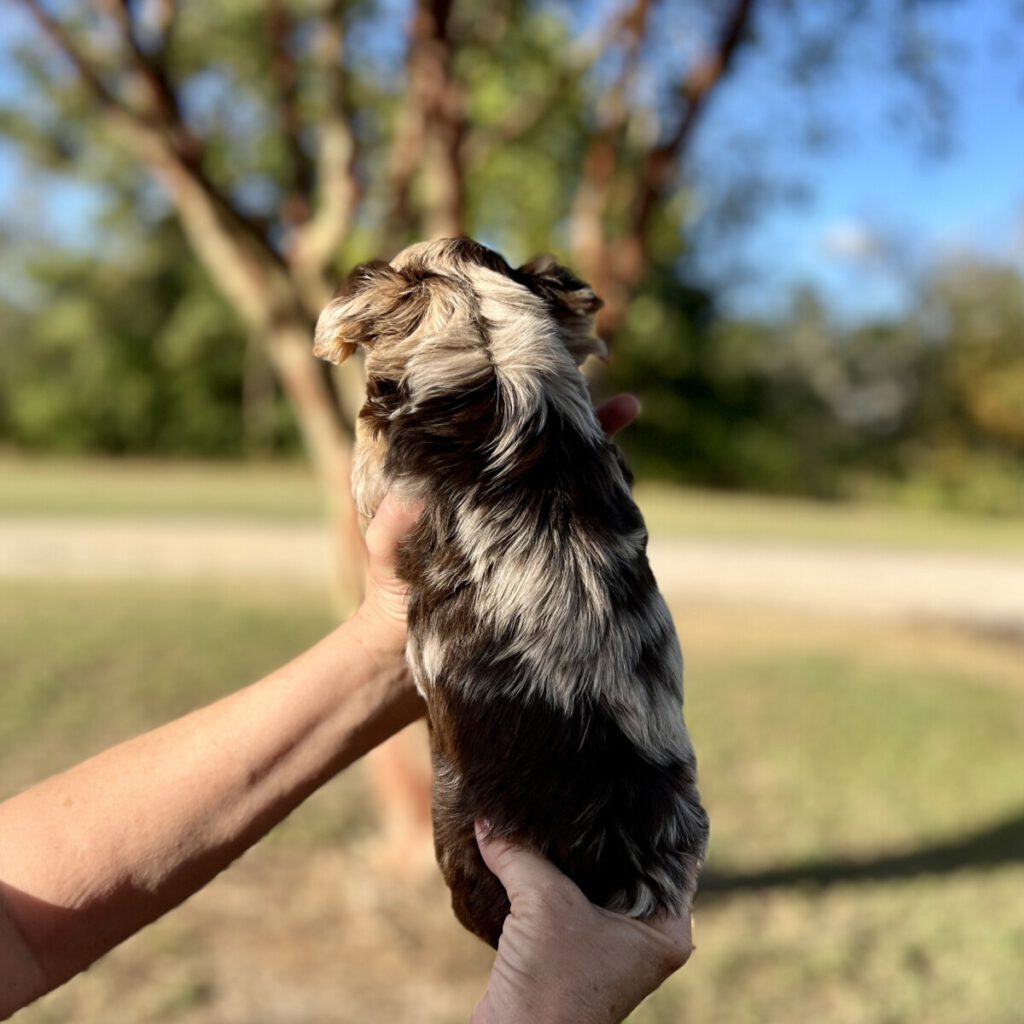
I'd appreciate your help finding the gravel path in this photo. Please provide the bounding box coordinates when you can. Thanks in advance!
[646,537,1024,631]
[2,517,1023,630]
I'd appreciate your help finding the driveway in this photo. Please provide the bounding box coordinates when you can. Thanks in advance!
[2,517,1023,631]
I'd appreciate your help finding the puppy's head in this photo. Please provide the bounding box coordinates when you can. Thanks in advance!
[313,238,606,375]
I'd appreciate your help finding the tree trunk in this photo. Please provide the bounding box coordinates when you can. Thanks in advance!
[266,320,366,610]
[242,334,277,455]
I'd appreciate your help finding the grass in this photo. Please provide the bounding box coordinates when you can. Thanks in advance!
[635,482,1024,554]
[4,579,1023,1023]
[0,581,328,789]
[644,608,1024,1024]
[0,580,377,846]
[4,452,1024,553]
[0,453,324,520]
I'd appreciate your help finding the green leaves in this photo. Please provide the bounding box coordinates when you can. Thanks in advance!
[0,221,301,456]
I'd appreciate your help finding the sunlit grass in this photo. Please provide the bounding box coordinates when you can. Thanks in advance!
[688,643,1024,867]
[5,580,1023,1023]
[640,867,1024,1024]
[0,453,324,520]
[0,580,329,777]
[635,482,1024,554]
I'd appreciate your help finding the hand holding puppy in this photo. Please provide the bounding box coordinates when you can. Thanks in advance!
[472,822,693,1024]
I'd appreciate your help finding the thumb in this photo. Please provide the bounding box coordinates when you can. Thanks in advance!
[475,821,568,900]
[596,393,640,438]
[364,492,424,577]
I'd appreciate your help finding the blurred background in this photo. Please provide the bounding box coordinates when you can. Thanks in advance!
[1,0,1023,1021]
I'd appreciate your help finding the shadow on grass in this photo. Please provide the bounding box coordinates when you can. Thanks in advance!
[700,807,1024,901]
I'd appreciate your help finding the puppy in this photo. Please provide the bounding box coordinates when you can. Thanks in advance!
[314,238,708,948]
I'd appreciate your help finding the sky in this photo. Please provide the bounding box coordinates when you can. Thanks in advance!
[1,0,1022,323]
[694,0,1024,321]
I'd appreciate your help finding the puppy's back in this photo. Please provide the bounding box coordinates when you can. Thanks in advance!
[389,328,706,946]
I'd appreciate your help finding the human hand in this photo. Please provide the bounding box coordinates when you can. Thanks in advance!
[353,491,424,660]
[471,824,693,1024]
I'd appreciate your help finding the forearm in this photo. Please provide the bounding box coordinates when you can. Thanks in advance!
[0,613,421,1002]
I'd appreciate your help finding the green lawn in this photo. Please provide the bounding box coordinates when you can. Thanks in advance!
[4,452,1024,553]
[4,580,1022,1023]
[636,482,1024,554]
[0,453,324,520]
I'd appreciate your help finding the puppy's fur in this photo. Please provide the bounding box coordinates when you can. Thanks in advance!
[315,238,708,947]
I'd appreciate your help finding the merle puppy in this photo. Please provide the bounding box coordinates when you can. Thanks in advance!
[314,238,708,948]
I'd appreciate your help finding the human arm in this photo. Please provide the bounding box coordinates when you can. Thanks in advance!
[0,496,424,1017]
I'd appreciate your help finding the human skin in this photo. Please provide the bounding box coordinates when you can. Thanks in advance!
[0,497,424,1017]
[471,823,693,1024]
[0,394,693,1023]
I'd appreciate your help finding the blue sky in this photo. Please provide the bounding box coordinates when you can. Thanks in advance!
[695,0,1024,321]
[1,0,1022,322]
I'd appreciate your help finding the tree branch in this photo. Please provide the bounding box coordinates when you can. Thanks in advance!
[290,0,361,296]
[626,0,756,272]
[146,0,178,54]
[570,0,758,335]
[423,0,466,238]
[267,0,315,227]
[18,0,122,109]
[384,0,466,247]
[383,90,427,250]
[103,0,187,140]
[15,0,291,328]
[462,8,628,167]
[568,0,653,330]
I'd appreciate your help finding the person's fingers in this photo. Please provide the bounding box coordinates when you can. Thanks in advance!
[475,821,571,899]
[364,492,424,570]
[643,911,695,970]
[596,393,640,437]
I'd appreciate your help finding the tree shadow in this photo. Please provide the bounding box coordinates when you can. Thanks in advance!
[699,806,1024,902]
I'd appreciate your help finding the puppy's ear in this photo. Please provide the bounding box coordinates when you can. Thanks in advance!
[518,254,607,364]
[314,260,407,364]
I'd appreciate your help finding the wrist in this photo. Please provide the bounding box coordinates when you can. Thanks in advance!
[336,612,423,731]
[347,602,407,672]
[471,994,594,1024]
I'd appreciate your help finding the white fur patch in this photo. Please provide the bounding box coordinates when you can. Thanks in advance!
[465,266,603,464]
[448,487,692,763]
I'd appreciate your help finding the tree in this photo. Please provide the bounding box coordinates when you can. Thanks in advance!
[2,0,770,852]
[7,0,1008,848]
[901,257,1024,513]
[4,0,764,600]
[0,220,276,455]
[924,259,1024,450]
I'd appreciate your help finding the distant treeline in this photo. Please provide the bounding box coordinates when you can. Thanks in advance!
[608,254,1024,514]
[1,226,1022,514]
